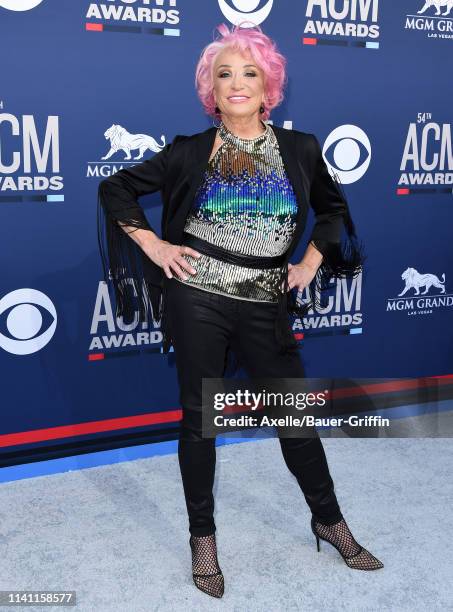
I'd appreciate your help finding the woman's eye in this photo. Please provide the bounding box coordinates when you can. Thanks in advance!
[217,71,257,78]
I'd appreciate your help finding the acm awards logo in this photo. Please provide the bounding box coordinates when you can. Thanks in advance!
[303,0,380,43]
[404,1,453,40]
[86,0,180,28]
[398,114,452,190]
[293,273,363,335]
[89,281,164,355]
[0,108,63,197]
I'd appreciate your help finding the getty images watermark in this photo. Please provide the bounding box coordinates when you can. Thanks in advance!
[200,377,453,439]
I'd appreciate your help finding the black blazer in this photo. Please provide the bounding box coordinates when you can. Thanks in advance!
[97,123,365,353]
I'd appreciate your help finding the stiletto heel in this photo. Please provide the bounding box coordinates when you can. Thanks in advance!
[189,534,225,598]
[310,515,384,571]
[311,516,320,551]
[315,531,320,551]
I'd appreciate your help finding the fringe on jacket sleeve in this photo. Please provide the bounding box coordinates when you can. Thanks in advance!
[97,181,163,325]
[96,144,172,326]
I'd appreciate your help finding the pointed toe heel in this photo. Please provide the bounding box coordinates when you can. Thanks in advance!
[189,534,225,598]
[310,515,384,571]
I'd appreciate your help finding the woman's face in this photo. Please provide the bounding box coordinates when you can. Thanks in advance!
[212,47,265,120]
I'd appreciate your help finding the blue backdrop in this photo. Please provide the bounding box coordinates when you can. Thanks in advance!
[1,0,452,461]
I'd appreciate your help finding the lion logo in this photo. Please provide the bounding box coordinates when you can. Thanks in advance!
[101,124,166,161]
[417,0,453,16]
[398,267,446,296]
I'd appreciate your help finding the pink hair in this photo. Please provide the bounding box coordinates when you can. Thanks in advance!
[195,22,287,121]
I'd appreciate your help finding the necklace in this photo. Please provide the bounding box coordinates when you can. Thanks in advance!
[218,120,269,153]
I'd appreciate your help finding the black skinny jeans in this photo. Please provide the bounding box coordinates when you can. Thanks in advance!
[165,277,343,537]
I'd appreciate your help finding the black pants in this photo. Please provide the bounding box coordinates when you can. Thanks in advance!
[165,277,343,537]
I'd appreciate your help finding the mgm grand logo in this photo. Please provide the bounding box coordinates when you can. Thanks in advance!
[405,1,453,39]
[387,267,452,316]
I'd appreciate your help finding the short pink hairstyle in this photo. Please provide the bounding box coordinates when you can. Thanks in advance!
[195,21,287,121]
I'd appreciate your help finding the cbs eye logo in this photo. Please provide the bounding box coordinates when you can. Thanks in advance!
[0,289,57,355]
[323,125,371,185]
[218,0,273,26]
[0,0,44,10]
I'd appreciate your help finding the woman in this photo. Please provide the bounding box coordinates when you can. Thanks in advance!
[97,22,383,599]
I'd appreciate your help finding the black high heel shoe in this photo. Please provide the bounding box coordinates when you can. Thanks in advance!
[311,516,384,571]
[189,534,225,598]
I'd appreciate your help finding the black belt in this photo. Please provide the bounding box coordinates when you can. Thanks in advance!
[181,232,286,269]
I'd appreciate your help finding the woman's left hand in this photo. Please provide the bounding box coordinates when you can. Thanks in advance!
[281,262,318,293]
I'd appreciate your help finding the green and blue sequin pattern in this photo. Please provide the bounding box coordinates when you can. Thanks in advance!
[177,120,299,302]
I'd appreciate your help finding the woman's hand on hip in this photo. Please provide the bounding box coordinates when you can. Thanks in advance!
[142,238,201,280]
[285,262,318,292]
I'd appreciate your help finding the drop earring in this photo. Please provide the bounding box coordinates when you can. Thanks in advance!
[259,104,265,114]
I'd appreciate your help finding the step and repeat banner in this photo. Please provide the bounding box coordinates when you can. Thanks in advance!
[1,1,452,462]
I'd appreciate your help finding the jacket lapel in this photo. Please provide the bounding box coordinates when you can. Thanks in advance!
[166,126,217,241]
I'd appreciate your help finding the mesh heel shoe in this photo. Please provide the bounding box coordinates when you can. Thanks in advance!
[311,515,384,571]
[189,534,225,598]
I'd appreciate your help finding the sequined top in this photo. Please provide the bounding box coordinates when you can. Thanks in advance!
[175,120,299,302]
